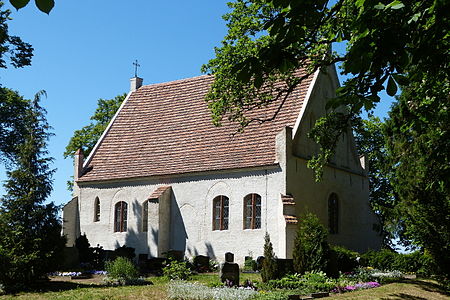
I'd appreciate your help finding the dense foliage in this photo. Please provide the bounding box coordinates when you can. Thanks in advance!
[0,88,30,164]
[292,212,329,275]
[384,70,450,278]
[202,0,448,169]
[353,116,396,246]
[265,271,335,293]
[0,2,34,69]
[0,92,65,292]
[261,232,277,282]
[163,259,193,281]
[204,0,449,279]
[361,249,435,276]
[328,245,359,275]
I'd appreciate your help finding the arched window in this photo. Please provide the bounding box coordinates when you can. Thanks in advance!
[243,193,261,229]
[328,193,339,234]
[213,195,229,231]
[114,201,128,232]
[142,200,148,232]
[94,197,100,222]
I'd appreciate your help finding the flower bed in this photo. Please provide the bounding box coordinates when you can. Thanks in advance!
[333,281,380,293]
[49,270,107,277]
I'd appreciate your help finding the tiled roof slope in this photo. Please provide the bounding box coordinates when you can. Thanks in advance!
[148,186,171,200]
[79,72,313,182]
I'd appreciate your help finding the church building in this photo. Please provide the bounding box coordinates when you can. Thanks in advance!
[63,65,381,264]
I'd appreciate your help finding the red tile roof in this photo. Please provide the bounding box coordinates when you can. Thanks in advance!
[284,215,299,225]
[148,186,171,200]
[281,194,296,205]
[79,72,312,182]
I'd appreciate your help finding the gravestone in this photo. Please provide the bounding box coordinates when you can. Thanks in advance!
[193,255,210,272]
[219,252,239,286]
[225,252,234,263]
[256,256,265,270]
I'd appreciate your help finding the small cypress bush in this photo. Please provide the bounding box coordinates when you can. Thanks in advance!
[261,232,278,282]
[292,212,330,275]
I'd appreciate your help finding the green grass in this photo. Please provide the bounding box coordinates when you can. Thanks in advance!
[329,279,449,300]
[0,275,448,300]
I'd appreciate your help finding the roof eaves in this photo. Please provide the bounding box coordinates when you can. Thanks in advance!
[82,91,133,169]
[76,163,280,184]
[292,69,320,138]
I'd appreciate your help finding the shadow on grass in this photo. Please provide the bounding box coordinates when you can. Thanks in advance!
[404,279,449,296]
[381,293,427,300]
[380,279,450,300]
[26,280,107,293]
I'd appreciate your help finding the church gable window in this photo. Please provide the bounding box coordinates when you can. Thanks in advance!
[213,195,229,231]
[243,193,261,229]
[94,197,100,222]
[142,200,148,232]
[328,193,339,234]
[114,201,128,232]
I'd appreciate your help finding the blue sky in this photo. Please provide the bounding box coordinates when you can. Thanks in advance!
[0,1,393,207]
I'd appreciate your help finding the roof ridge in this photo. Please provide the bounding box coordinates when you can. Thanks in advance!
[141,74,211,89]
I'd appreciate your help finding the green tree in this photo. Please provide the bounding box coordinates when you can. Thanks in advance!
[203,0,450,279]
[0,92,65,292]
[353,116,396,247]
[384,68,450,278]
[0,88,30,163]
[0,2,34,69]
[292,212,329,275]
[64,93,126,159]
[0,0,38,165]
[202,0,448,172]
[261,232,277,282]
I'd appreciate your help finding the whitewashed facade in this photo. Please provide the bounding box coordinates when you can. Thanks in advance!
[63,66,381,264]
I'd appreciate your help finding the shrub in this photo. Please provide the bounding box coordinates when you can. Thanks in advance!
[300,271,336,292]
[328,245,359,276]
[261,233,278,282]
[360,249,395,271]
[163,259,192,280]
[105,257,139,285]
[292,212,330,275]
[244,257,257,271]
[209,259,219,272]
[360,249,436,276]
[265,273,304,290]
[262,271,336,294]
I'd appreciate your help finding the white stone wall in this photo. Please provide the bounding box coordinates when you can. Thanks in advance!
[77,167,286,265]
[288,67,381,253]
[72,66,381,266]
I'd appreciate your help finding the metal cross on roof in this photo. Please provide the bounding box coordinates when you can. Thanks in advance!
[133,59,140,77]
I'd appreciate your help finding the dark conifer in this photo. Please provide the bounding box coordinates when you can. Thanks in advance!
[261,232,277,282]
[0,92,65,292]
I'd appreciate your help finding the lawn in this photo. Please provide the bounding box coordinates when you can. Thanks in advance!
[0,274,448,300]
